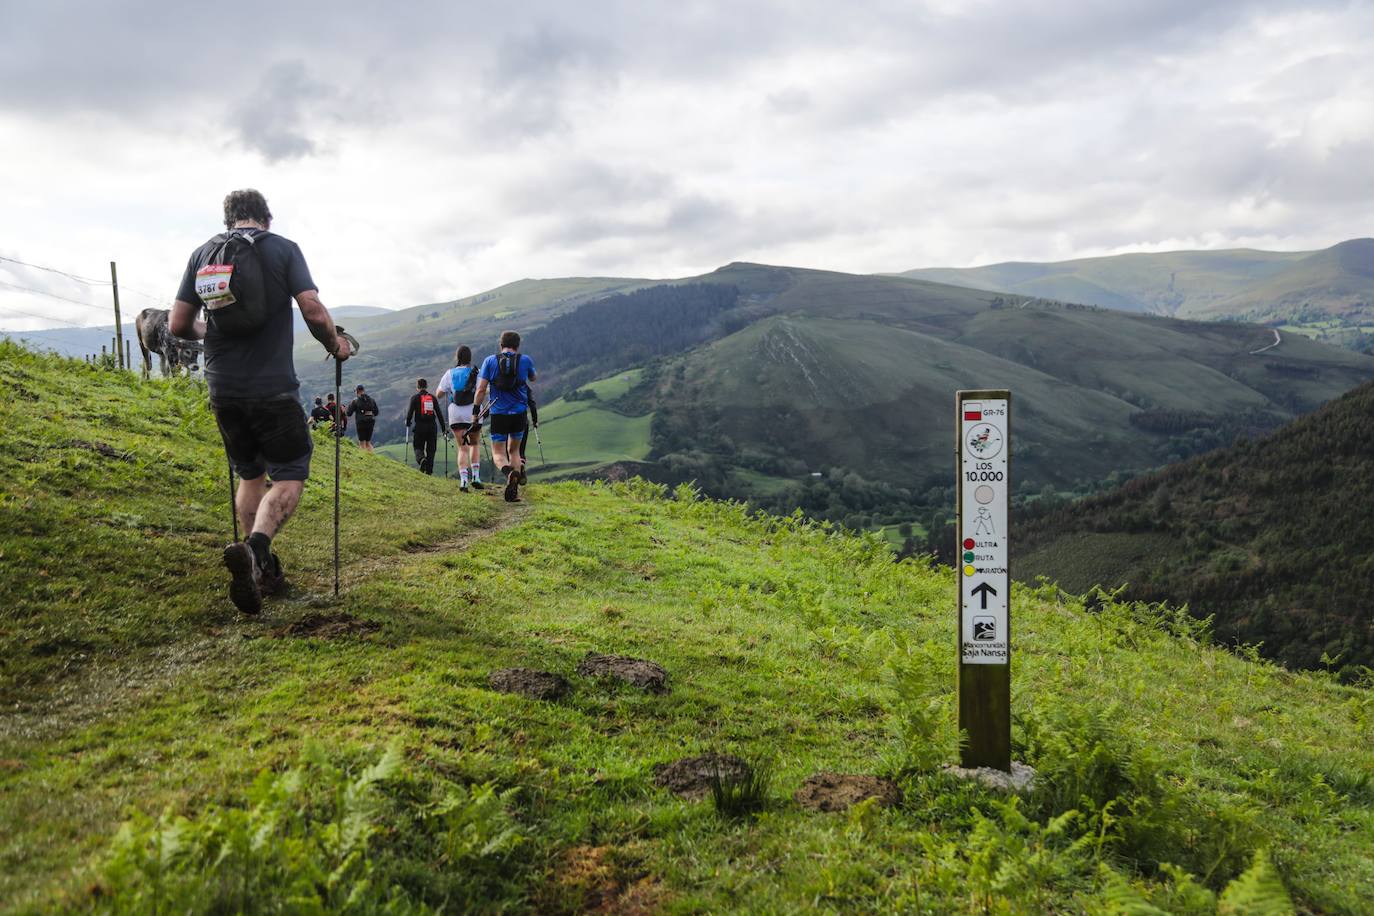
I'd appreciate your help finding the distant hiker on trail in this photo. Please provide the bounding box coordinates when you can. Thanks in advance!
[406,378,442,475]
[435,345,483,491]
[346,384,378,453]
[326,393,347,437]
[472,330,536,502]
[169,188,351,615]
[308,397,331,429]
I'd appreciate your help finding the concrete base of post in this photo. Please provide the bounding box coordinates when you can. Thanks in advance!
[942,761,1036,793]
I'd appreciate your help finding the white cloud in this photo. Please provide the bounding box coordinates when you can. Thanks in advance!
[0,0,1371,329]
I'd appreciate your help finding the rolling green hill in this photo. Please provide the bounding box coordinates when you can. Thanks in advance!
[900,239,1374,332]
[295,260,1374,540]
[1197,238,1374,322]
[1016,379,1374,675]
[900,248,1311,315]
[2,342,1372,912]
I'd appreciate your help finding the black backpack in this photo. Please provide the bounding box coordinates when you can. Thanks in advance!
[453,366,478,406]
[192,230,271,337]
[491,352,522,392]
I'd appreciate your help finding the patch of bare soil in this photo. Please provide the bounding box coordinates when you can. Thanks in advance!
[269,612,379,639]
[68,439,131,460]
[547,845,664,915]
[489,667,570,700]
[794,772,901,812]
[652,753,750,801]
[576,653,668,693]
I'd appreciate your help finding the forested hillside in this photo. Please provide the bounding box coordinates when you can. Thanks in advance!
[1017,380,1374,675]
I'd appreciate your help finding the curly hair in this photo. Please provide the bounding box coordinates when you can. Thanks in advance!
[222,189,273,229]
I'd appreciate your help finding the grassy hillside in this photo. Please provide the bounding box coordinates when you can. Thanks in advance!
[293,259,1374,543]
[1017,379,1374,675]
[640,267,1374,517]
[900,248,1311,316]
[900,240,1374,332]
[294,277,657,436]
[1198,238,1374,323]
[3,341,1374,913]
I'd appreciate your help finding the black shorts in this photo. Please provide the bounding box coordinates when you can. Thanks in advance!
[356,420,375,442]
[489,412,527,436]
[451,420,482,432]
[211,394,313,481]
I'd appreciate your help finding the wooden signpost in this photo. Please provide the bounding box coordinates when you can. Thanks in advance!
[956,389,1011,771]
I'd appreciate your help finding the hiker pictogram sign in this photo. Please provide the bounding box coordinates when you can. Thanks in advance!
[959,395,1009,665]
[956,389,1011,772]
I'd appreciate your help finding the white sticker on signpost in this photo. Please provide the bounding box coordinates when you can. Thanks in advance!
[960,397,1009,665]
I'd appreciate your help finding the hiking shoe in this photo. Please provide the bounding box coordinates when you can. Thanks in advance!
[518,466,528,485]
[471,480,484,490]
[222,542,263,615]
[260,552,287,597]
[504,468,520,502]
[460,483,469,493]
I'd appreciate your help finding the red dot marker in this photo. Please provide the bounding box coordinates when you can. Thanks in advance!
[963,538,975,550]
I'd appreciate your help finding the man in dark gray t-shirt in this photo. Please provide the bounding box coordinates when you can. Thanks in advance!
[171,188,351,616]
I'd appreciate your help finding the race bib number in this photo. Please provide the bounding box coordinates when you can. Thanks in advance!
[195,264,236,310]
[421,396,434,415]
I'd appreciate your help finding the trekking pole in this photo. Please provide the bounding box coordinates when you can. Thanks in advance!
[333,350,342,597]
[533,423,546,467]
[227,456,239,541]
[329,328,360,598]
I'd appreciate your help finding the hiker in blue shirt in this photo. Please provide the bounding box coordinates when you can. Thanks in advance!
[472,330,535,503]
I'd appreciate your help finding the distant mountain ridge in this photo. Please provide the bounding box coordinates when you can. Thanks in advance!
[1016,379,1374,675]
[899,239,1374,325]
[297,261,1374,537]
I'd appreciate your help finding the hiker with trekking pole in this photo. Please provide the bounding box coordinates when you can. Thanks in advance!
[435,345,485,492]
[472,331,536,503]
[169,188,352,615]
[406,378,442,475]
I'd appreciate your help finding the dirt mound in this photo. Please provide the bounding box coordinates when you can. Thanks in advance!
[489,668,570,701]
[576,653,668,693]
[652,753,750,800]
[794,773,901,812]
[270,612,379,639]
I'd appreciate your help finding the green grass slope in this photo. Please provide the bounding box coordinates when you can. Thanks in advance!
[901,240,1374,329]
[900,247,1313,316]
[2,342,1373,912]
[646,296,1374,499]
[1017,379,1374,674]
[1198,238,1374,323]
[294,276,657,438]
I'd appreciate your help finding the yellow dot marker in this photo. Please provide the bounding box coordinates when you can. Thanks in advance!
[964,564,976,577]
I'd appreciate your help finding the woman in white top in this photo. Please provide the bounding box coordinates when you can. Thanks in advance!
[435,345,484,491]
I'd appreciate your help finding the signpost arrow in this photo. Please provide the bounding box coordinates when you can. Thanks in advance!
[970,581,997,610]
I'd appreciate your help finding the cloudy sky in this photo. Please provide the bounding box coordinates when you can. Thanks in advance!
[1,0,1371,331]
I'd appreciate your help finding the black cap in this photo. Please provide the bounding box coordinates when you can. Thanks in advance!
[355,384,365,392]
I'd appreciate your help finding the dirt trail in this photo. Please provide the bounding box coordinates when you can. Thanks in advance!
[0,497,533,743]
[337,497,531,589]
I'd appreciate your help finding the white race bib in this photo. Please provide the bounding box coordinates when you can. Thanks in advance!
[195,264,236,310]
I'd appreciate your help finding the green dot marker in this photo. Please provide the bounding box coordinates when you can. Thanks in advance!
[964,551,975,562]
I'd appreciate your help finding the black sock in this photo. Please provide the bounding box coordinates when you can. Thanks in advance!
[247,532,272,569]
